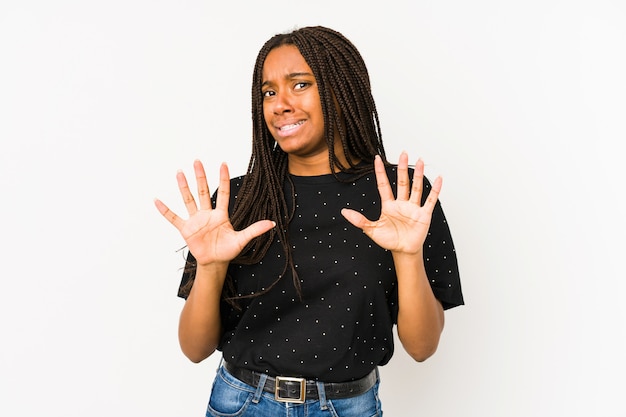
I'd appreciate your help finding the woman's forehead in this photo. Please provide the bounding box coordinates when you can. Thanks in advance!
[261,45,314,81]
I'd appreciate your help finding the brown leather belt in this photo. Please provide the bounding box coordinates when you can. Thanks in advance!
[223,361,377,403]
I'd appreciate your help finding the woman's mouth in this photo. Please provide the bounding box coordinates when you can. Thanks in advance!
[276,120,305,136]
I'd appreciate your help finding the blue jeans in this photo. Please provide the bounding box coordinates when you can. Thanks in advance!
[205,364,383,417]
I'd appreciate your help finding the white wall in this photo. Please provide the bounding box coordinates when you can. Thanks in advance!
[1,1,624,416]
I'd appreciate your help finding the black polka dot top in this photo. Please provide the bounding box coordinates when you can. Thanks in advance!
[179,165,463,382]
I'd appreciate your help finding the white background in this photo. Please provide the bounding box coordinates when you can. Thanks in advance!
[1,1,625,416]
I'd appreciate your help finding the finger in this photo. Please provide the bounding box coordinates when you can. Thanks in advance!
[239,219,276,242]
[374,155,395,203]
[409,159,425,205]
[341,208,374,231]
[176,169,198,215]
[154,198,184,230]
[422,176,443,213]
[214,163,231,213]
[396,152,410,201]
[194,160,212,211]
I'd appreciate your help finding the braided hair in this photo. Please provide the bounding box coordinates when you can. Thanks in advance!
[183,26,389,303]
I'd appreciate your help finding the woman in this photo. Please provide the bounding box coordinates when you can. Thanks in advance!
[155,25,463,417]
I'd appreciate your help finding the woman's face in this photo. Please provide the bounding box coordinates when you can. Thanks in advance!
[261,45,328,164]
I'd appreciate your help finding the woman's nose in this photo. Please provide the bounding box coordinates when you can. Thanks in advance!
[272,92,294,114]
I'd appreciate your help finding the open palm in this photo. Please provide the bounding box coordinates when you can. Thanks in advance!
[341,153,442,255]
[154,160,275,266]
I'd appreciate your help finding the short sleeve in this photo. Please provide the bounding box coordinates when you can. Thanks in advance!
[422,175,464,310]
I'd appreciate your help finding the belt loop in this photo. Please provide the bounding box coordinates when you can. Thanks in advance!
[252,373,268,404]
[316,381,328,410]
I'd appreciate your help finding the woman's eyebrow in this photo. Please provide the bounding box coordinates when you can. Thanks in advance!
[262,72,315,87]
[286,72,314,78]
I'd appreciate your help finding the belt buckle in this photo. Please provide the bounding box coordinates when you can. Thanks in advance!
[274,376,306,403]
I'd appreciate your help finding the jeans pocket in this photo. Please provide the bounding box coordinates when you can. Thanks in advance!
[205,371,255,417]
[326,382,382,417]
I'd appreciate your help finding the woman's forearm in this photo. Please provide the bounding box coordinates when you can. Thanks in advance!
[178,262,229,363]
[394,252,445,362]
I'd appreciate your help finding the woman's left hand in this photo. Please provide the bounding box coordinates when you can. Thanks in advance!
[341,152,442,255]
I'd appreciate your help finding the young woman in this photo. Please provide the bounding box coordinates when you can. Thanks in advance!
[155,25,463,417]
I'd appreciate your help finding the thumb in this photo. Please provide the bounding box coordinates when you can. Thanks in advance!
[240,220,276,242]
[341,208,369,230]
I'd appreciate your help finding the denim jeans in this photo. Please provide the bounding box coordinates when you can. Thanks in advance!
[205,364,383,417]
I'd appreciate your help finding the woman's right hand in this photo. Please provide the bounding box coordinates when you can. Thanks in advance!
[154,160,275,267]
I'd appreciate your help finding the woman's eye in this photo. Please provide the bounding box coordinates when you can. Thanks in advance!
[294,82,309,90]
[262,90,275,97]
